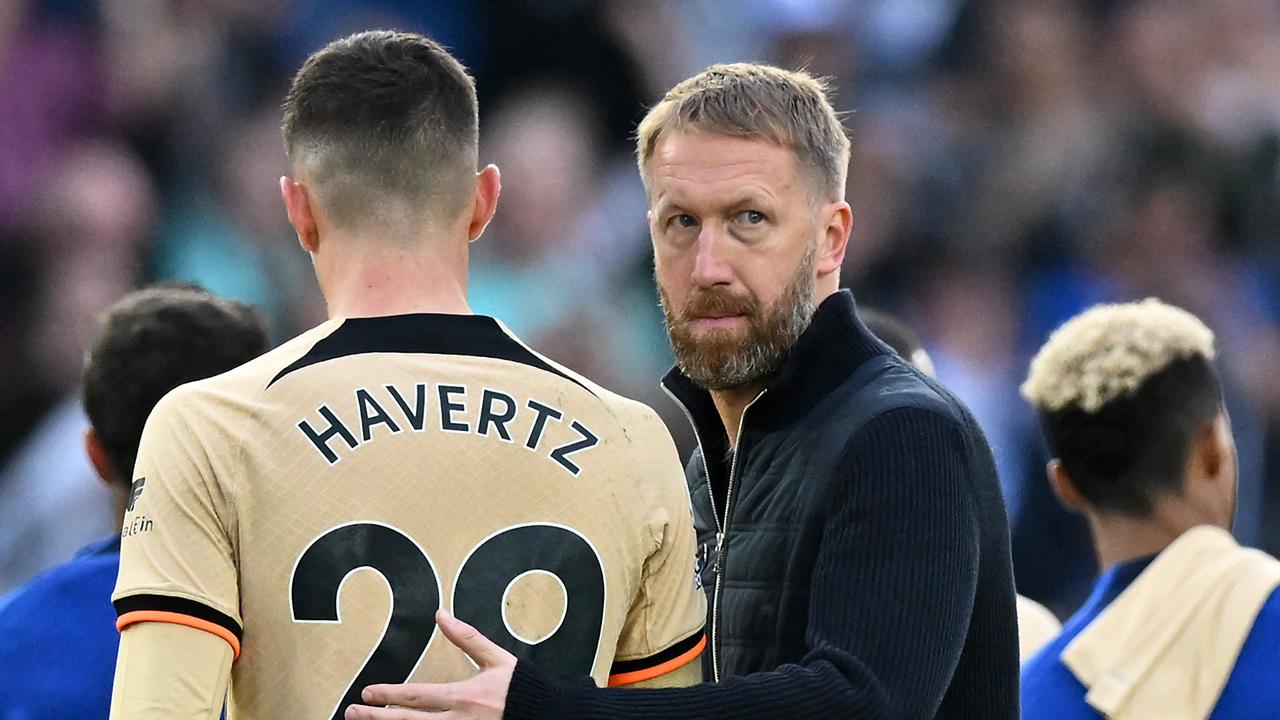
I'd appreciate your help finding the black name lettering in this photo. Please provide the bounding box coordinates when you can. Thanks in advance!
[295,384,600,474]
[386,383,427,431]
[524,400,563,451]
[478,390,517,441]
[357,388,401,441]
[549,421,600,476]
[299,405,360,464]
[438,385,470,433]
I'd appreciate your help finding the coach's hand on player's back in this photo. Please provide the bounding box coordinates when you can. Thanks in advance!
[346,610,513,720]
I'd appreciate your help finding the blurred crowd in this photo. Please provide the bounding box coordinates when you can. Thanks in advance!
[2,0,1279,617]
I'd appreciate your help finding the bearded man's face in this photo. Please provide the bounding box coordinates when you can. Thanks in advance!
[659,243,815,389]
[647,132,825,390]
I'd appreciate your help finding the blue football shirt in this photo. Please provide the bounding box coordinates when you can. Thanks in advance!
[1022,554,1280,719]
[0,536,120,720]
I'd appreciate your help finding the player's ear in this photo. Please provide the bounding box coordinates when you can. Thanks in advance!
[467,164,501,242]
[816,199,852,277]
[1047,459,1086,514]
[281,176,320,253]
[84,428,117,487]
[1191,414,1230,480]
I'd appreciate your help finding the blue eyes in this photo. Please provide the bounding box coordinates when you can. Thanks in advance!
[674,214,698,228]
[737,210,765,225]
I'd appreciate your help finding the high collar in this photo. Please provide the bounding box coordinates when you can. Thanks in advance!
[661,289,892,450]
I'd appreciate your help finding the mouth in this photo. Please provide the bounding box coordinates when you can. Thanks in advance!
[688,314,748,331]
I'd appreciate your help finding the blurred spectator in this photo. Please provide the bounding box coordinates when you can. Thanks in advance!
[155,104,324,338]
[0,140,156,594]
[468,82,671,404]
[0,0,102,236]
[913,258,1037,519]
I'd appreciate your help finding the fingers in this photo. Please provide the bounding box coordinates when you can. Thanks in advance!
[349,613,513,720]
[346,706,475,720]
[360,683,453,710]
[344,703,436,719]
[435,609,514,668]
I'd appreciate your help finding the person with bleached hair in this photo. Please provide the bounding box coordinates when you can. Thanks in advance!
[1020,298,1280,720]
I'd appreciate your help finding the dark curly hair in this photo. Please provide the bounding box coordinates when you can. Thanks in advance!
[81,284,268,485]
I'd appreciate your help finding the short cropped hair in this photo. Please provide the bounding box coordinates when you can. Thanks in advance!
[82,285,268,485]
[1021,299,1223,516]
[282,30,478,230]
[636,63,851,201]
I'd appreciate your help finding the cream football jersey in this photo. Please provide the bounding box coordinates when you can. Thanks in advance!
[113,313,706,719]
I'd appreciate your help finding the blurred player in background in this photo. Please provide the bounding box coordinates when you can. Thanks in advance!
[109,30,705,720]
[859,307,936,375]
[0,284,267,719]
[1020,299,1280,719]
[861,307,1062,663]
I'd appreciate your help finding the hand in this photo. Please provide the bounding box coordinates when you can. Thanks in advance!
[345,609,517,720]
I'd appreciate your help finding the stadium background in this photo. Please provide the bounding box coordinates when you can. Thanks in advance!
[1,0,1278,619]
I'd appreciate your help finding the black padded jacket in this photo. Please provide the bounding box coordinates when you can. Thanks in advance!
[505,291,1020,719]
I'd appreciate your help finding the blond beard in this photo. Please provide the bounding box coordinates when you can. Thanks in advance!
[659,243,817,391]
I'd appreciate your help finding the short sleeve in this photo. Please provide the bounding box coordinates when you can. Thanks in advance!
[111,389,243,658]
[608,409,707,686]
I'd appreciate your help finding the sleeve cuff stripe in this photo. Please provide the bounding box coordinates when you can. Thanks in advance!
[114,594,242,634]
[607,632,706,686]
[113,593,243,659]
[116,610,242,659]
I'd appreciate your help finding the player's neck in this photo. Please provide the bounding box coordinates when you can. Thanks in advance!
[1088,499,1222,572]
[319,239,471,319]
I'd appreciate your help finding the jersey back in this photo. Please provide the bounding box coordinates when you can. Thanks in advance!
[113,314,706,719]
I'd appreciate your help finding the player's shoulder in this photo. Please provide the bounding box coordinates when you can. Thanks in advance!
[861,358,967,424]
[504,327,668,432]
[541,359,666,435]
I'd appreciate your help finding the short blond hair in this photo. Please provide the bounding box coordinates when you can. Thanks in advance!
[1021,298,1217,414]
[635,63,850,201]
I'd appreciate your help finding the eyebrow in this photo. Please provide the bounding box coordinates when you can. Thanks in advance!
[652,188,776,217]
[723,190,775,210]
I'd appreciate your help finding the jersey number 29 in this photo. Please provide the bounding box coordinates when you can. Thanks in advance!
[289,521,606,720]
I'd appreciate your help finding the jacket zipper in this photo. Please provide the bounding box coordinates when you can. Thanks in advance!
[709,390,766,681]
[664,385,767,681]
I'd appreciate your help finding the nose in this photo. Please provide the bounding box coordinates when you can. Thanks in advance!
[690,227,735,289]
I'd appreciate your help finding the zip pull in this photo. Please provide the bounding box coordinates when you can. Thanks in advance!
[715,531,724,554]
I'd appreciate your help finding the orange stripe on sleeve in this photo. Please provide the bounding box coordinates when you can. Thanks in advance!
[608,634,707,686]
[117,610,242,659]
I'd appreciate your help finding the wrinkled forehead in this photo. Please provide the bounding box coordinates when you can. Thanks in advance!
[647,130,807,208]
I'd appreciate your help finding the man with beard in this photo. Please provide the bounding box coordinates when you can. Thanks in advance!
[347,63,1019,720]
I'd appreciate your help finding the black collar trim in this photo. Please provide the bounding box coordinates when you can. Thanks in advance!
[268,313,591,395]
